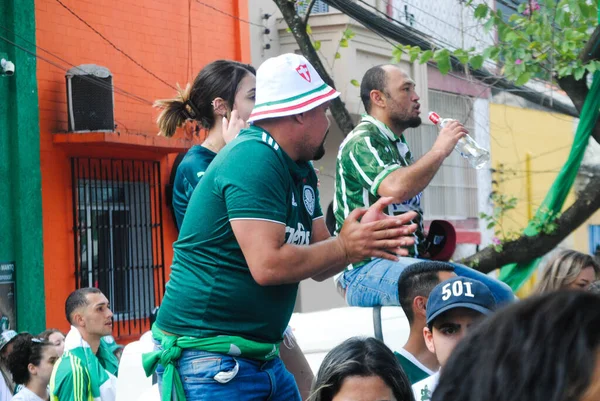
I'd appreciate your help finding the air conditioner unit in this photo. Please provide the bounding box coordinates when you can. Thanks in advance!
[66,64,114,132]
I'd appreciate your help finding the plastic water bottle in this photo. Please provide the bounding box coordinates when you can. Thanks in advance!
[428,112,490,169]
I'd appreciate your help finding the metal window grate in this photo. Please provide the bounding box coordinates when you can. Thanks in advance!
[296,0,329,14]
[407,90,478,219]
[71,158,166,338]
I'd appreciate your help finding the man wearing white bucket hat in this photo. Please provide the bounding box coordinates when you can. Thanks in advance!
[145,54,419,401]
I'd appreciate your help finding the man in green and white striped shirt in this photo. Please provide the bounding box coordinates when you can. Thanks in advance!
[50,288,118,401]
[334,64,513,307]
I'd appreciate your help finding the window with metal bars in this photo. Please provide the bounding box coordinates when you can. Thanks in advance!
[71,158,166,338]
[296,0,330,14]
[407,90,479,220]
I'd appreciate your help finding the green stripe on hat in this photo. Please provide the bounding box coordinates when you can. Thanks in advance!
[253,83,329,108]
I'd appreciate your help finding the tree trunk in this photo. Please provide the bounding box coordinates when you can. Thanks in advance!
[273,0,356,135]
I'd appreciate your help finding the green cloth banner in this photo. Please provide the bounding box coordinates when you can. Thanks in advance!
[498,70,600,291]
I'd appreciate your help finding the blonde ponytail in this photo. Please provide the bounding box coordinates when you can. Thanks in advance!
[154,83,194,137]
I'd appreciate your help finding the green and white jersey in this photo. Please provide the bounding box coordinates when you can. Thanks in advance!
[394,348,435,385]
[156,125,323,347]
[412,371,439,401]
[334,115,426,269]
[50,327,118,401]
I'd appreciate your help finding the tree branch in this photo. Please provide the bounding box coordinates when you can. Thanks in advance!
[303,0,317,25]
[274,0,356,134]
[557,25,600,144]
[459,173,600,273]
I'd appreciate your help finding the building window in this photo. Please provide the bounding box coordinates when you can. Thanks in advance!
[589,225,600,257]
[407,90,478,220]
[71,158,166,338]
[296,0,329,15]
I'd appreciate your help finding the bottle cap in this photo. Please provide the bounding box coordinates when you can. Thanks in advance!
[428,112,441,125]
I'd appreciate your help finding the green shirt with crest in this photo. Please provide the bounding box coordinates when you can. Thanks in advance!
[156,125,323,346]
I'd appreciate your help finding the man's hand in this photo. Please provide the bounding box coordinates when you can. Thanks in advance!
[337,202,417,264]
[432,120,467,157]
[222,110,248,144]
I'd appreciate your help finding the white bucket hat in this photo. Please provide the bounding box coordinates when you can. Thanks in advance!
[247,53,340,123]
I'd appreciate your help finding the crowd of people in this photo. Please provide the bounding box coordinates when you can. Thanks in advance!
[2,53,599,401]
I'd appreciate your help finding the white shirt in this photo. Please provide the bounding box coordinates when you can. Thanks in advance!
[11,388,45,401]
[412,371,440,401]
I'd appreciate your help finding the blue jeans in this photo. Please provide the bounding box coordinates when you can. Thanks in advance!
[155,347,301,401]
[338,257,514,307]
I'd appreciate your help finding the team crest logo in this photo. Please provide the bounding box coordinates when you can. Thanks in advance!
[303,185,315,216]
[296,64,311,82]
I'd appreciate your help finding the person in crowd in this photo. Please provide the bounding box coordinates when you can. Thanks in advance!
[37,330,64,357]
[0,330,18,401]
[412,277,497,400]
[144,53,418,401]
[432,291,600,401]
[155,59,315,399]
[7,333,59,401]
[396,262,456,384]
[534,249,600,293]
[309,337,414,401]
[50,288,118,401]
[334,64,514,307]
[156,59,256,230]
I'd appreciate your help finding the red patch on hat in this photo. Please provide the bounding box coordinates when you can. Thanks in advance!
[296,64,311,82]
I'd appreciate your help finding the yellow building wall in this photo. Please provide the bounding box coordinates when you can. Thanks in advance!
[490,104,576,236]
[488,104,600,295]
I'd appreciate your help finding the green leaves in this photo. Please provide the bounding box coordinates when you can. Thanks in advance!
[515,72,532,86]
[469,55,484,70]
[434,49,451,74]
[313,40,321,51]
[350,79,360,87]
[474,3,489,19]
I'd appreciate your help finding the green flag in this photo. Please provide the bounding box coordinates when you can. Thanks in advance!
[499,71,600,291]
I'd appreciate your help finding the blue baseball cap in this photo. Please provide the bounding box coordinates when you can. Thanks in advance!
[426,277,496,325]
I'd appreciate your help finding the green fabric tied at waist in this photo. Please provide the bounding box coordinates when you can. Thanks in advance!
[142,324,281,401]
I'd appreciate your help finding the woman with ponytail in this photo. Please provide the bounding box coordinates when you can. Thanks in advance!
[7,333,58,401]
[155,60,256,229]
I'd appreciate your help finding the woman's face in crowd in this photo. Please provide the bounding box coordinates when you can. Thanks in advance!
[331,375,396,401]
[33,345,59,384]
[232,73,256,123]
[567,266,597,291]
[48,331,65,356]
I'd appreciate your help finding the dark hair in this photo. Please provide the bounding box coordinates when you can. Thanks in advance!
[398,261,455,324]
[309,337,415,401]
[38,329,63,342]
[325,202,335,236]
[432,291,600,401]
[360,65,390,113]
[7,333,53,385]
[155,60,255,137]
[65,287,102,324]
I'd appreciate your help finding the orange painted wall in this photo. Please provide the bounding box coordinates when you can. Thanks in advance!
[35,0,248,336]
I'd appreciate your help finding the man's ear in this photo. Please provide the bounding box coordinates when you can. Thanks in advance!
[370,89,386,109]
[413,296,428,319]
[72,309,85,328]
[292,113,305,124]
[423,326,436,354]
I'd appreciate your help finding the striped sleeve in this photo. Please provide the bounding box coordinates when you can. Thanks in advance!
[50,354,90,401]
[342,135,402,196]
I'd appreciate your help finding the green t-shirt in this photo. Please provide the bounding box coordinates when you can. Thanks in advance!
[334,114,426,268]
[394,349,434,385]
[156,125,323,345]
